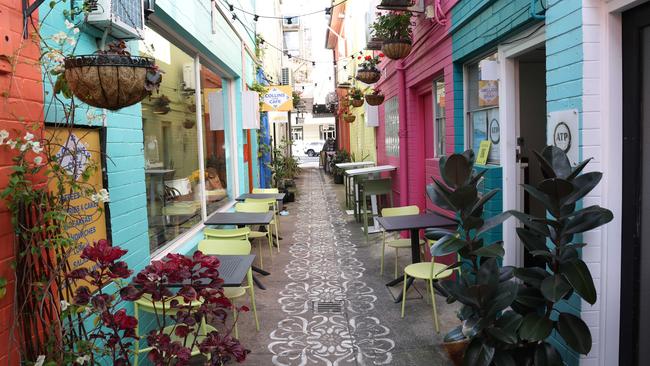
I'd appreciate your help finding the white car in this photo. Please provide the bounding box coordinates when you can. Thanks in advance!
[303,141,325,157]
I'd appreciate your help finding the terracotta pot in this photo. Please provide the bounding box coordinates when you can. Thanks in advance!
[356,69,381,84]
[442,339,469,366]
[351,99,364,107]
[343,114,356,123]
[381,40,413,60]
[64,55,155,110]
[378,0,414,10]
[365,94,385,106]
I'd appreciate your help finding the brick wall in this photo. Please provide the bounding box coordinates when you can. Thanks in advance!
[0,2,44,364]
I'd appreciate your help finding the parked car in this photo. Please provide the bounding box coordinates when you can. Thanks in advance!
[303,140,325,157]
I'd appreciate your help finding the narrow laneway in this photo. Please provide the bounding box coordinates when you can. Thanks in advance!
[236,168,457,365]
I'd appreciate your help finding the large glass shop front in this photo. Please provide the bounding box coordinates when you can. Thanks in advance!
[140,28,232,253]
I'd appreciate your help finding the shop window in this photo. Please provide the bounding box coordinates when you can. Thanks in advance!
[141,28,230,253]
[466,52,500,164]
[384,96,400,157]
[434,78,446,157]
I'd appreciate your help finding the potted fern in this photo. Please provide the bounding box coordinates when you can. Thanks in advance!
[370,12,414,60]
[427,147,613,366]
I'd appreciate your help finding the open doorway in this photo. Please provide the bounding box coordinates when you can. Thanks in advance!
[516,47,547,268]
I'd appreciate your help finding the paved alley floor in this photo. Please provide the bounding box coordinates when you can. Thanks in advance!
[234,167,458,366]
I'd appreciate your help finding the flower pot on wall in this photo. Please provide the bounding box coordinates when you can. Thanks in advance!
[381,40,413,60]
[351,99,364,108]
[377,0,414,10]
[343,114,356,123]
[356,69,381,84]
[64,55,158,110]
[365,94,385,106]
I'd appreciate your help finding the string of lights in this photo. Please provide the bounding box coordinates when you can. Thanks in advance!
[221,0,348,22]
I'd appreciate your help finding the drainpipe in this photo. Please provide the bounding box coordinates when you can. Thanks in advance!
[397,61,409,207]
[530,0,545,20]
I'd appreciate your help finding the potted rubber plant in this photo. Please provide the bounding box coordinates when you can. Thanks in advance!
[356,53,384,84]
[62,41,163,110]
[350,87,365,107]
[370,11,414,60]
[365,89,385,106]
[426,147,613,366]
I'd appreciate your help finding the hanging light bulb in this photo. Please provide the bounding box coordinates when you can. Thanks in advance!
[254,15,259,21]
[286,17,293,24]
[228,3,234,11]
[232,13,237,20]
[312,61,316,66]
[325,7,332,15]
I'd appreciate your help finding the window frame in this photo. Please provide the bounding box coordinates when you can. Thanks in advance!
[433,77,446,158]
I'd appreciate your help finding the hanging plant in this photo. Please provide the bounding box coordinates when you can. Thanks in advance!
[62,41,163,111]
[377,0,415,11]
[343,114,356,123]
[349,88,364,107]
[356,54,384,84]
[183,119,196,129]
[365,89,385,106]
[370,12,414,60]
[152,94,171,114]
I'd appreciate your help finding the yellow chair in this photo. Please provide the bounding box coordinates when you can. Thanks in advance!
[204,227,251,240]
[244,198,281,252]
[134,295,213,366]
[234,202,274,267]
[380,205,425,277]
[198,239,259,338]
[400,240,456,333]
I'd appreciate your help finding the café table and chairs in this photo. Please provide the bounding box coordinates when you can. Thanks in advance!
[334,161,375,211]
[344,165,397,233]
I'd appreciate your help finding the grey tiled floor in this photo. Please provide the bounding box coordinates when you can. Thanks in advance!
[233,167,458,366]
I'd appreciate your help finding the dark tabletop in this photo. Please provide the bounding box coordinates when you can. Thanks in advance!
[216,255,255,286]
[377,213,457,232]
[205,211,273,226]
[236,193,286,201]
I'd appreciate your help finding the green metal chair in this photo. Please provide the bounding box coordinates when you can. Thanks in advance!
[235,202,274,267]
[244,198,281,252]
[198,239,259,338]
[361,178,393,241]
[203,227,251,240]
[380,205,425,276]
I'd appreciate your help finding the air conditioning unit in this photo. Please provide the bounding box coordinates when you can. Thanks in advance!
[281,67,293,86]
[182,63,195,90]
[87,0,145,40]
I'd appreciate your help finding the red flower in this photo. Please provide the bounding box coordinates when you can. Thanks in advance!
[81,240,128,267]
[379,53,385,58]
[357,56,361,60]
[365,55,372,61]
[105,309,138,330]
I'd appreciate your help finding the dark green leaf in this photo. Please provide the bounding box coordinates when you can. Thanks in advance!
[510,211,550,236]
[564,172,602,205]
[486,327,517,345]
[492,351,517,366]
[470,189,499,216]
[558,245,579,263]
[487,280,518,315]
[564,205,613,235]
[517,227,548,252]
[495,311,523,333]
[477,211,513,236]
[538,178,574,203]
[427,180,455,211]
[540,274,572,302]
[560,259,597,304]
[463,338,495,366]
[469,168,489,186]
[431,235,467,256]
[519,313,554,341]
[442,280,480,307]
[514,267,550,287]
[451,185,478,212]
[478,258,500,287]
[533,149,557,179]
[515,287,546,308]
[556,313,592,354]
[471,242,505,258]
[566,157,593,181]
[462,149,476,166]
[444,154,472,188]
[464,216,485,230]
[443,325,466,342]
[522,183,557,215]
[541,146,572,178]
[534,342,563,366]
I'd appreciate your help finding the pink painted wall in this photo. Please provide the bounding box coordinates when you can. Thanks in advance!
[376,0,458,215]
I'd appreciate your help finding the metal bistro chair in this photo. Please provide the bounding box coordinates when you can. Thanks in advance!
[380,205,425,277]
[204,227,251,240]
[244,198,281,252]
[198,239,259,338]
[361,178,393,241]
[400,235,458,333]
[234,202,274,267]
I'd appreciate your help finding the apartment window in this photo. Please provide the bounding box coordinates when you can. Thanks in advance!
[434,78,446,157]
[320,125,336,140]
[385,96,400,157]
[291,127,303,141]
[140,28,231,253]
[466,52,500,164]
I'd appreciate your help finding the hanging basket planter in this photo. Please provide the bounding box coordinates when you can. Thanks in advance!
[381,40,413,60]
[351,99,364,108]
[377,0,414,10]
[343,114,356,123]
[365,93,385,106]
[64,54,160,111]
[356,68,381,84]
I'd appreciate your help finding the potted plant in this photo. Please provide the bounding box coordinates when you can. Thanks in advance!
[343,113,356,123]
[152,94,171,114]
[330,150,351,184]
[365,89,385,106]
[370,12,414,60]
[350,88,365,107]
[63,40,163,110]
[356,54,384,84]
[426,147,613,366]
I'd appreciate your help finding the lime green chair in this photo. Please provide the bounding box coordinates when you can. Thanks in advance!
[252,188,279,194]
[400,238,457,333]
[244,198,281,252]
[361,178,393,242]
[234,202,274,267]
[134,295,213,366]
[380,205,425,277]
[198,239,259,338]
[204,227,250,240]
